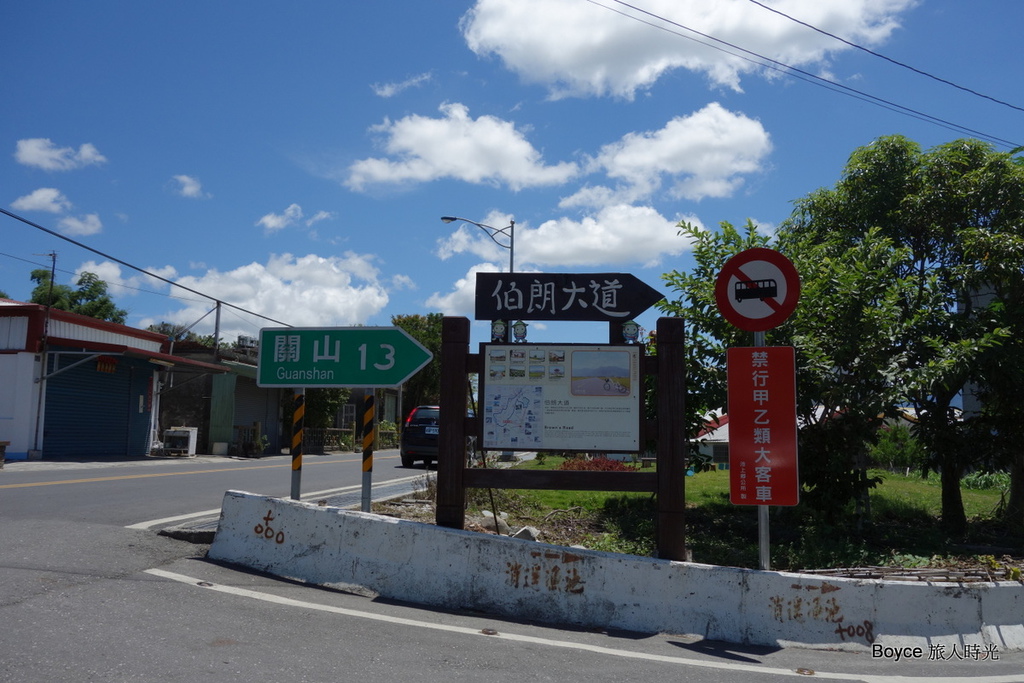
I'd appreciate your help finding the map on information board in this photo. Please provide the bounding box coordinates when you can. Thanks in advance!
[480,344,641,452]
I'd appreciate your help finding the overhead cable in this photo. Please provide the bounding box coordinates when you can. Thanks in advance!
[746,0,1024,115]
[589,0,1021,149]
[0,207,292,327]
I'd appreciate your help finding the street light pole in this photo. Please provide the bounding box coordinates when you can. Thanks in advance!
[440,215,515,273]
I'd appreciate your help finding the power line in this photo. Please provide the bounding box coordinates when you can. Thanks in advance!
[589,0,1021,149]
[0,250,54,271]
[0,250,207,302]
[745,0,1024,115]
[0,207,292,327]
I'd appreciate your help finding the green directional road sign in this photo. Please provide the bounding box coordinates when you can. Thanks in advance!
[257,327,433,388]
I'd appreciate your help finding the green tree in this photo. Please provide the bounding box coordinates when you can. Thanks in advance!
[391,313,442,415]
[780,135,1022,535]
[869,422,926,474]
[280,388,350,439]
[661,137,1024,534]
[660,220,770,441]
[30,268,74,309]
[30,269,128,324]
[963,221,1024,531]
[661,221,930,523]
[147,322,218,347]
[304,389,350,429]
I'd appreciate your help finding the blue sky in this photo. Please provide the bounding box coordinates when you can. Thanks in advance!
[3,1,1022,348]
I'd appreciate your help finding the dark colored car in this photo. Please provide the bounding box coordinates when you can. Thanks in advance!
[400,405,439,467]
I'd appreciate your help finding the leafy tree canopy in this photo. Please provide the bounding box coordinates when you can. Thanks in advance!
[391,313,443,415]
[29,269,127,324]
[660,136,1024,533]
[778,135,1024,533]
[147,322,218,348]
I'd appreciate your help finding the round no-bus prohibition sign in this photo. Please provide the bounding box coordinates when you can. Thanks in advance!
[715,248,800,332]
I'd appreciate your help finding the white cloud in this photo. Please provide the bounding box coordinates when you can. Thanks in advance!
[74,260,178,297]
[347,101,767,212]
[305,210,334,227]
[256,203,304,234]
[390,274,416,291]
[436,211,515,267]
[345,102,578,191]
[58,213,103,236]
[11,187,71,213]
[142,252,390,340]
[425,263,501,316]
[436,206,696,270]
[521,205,695,268]
[563,103,772,207]
[256,205,334,233]
[15,138,107,171]
[461,0,915,98]
[372,72,433,98]
[172,174,210,199]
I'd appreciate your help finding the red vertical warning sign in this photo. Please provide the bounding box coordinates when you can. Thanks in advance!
[727,346,799,506]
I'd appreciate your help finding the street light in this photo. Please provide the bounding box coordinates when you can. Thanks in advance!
[440,215,515,273]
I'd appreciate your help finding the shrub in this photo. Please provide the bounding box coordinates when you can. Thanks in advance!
[869,423,925,473]
[557,456,637,472]
[961,471,1011,491]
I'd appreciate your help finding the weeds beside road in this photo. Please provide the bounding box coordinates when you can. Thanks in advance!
[374,456,1024,580]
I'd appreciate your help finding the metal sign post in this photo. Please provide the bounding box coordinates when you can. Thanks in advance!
[755,332,769,572]
[257,326,432,501]
[716,248,801,571]
[361,392,374,512]
[290,389,304,501]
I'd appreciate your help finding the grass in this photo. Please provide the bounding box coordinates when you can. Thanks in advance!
[469,456,1021,572]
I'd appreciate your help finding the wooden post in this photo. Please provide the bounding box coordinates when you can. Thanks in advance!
[436,316,470,528]
[608,320,625,345]
[656,317,687,560]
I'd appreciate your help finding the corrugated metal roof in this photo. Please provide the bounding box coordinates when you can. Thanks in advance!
[49,318,163,352]
[218,360,258,379]
[0,315,28,350]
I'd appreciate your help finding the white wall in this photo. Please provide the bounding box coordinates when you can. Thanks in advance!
[208,490,1024,652]
[0,352,42,458]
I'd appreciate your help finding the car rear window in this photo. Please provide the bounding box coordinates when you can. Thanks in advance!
[409,408,439,424]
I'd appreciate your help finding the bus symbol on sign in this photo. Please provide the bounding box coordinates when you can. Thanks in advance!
[735,279,778,303]
[715,249,800,332]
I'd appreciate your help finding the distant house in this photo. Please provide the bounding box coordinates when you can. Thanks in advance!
[0,299,225,460]
[160,341,287,456]
[164,345,402,456]
[693,412,730,466]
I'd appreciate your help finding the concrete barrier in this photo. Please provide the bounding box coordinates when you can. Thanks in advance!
[207,490,1024,652]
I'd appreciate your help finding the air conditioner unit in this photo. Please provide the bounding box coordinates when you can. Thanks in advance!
[164,427,198,456]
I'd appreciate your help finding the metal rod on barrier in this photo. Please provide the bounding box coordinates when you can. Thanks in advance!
[361,391,374,512]
[291,389,304,500]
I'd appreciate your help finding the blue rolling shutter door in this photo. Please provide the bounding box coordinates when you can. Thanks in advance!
[44,353,154,459]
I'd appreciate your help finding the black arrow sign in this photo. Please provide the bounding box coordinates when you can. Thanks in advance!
[475,272,665,322]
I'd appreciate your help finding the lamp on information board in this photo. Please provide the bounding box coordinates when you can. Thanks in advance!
[440,215,515,273]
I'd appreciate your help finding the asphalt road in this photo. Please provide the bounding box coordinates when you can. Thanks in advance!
[2,452,1022,682]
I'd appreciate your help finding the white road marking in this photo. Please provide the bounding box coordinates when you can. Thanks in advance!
[143,568,1015,683]
[125,474,428,529]
[125,507,222,529]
